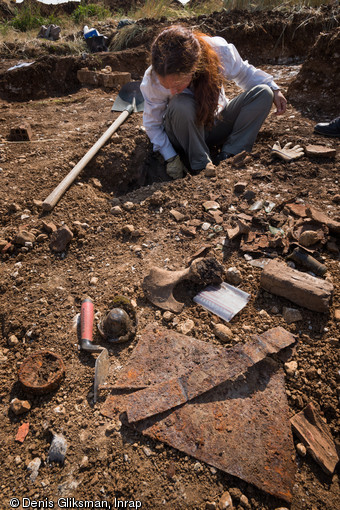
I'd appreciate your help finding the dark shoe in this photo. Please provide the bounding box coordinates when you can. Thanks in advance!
[213,151,233,165]
[314,116,340,137]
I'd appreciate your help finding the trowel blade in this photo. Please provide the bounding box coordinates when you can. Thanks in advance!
[94,348,109,403]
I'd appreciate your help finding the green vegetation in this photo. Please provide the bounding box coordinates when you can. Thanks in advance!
[0,0,336,54]
[71,3,111,24]
[8,4,61,32]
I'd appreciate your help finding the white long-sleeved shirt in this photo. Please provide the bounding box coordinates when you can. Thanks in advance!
[140,35,280,161]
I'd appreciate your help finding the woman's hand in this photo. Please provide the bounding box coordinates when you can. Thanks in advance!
[166,155,187,179]
[273,90,287,115]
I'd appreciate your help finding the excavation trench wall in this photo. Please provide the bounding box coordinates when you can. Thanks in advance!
[0,6,338,105]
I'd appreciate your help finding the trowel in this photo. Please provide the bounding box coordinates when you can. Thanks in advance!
[80,298,109,403]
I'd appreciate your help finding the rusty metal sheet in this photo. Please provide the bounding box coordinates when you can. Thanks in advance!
[101,326,296,502]
[125,327,295,423]
[108,324,222,390]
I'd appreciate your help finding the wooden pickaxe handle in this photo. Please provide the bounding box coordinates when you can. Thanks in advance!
[42,107,132,212]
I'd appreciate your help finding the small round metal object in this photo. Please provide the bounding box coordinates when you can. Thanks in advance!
[18,350,65,394]
[98,307,131,343]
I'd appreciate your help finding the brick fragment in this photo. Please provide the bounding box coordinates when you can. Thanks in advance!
[9,124,32,141]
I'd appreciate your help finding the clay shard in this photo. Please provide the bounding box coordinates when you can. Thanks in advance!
[306,205,340,235]
[305,145,336,158]
[290,402,339,476]
[126,326,296,423]
[226,218,251,240]
[260,259,333,312]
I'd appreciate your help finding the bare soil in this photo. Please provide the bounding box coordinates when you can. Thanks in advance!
[0,6,339,510]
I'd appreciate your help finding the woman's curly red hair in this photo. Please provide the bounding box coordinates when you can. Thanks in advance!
[151,25,225,128]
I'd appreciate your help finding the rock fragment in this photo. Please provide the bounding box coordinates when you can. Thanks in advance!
[296,443,307,457]
[299,230,322,247]
[284,361,298,377]
[121,224,136,236]
[80,456,89,469]
[8,202,21,213]
[203,201,220,211]
[180,225,196,236]
[208,210,223,224]
[282,307,303,324]
[234,181,247,193]
[0,238,8,250]
[111,205,122,215]
[162,311,173,322]
[42,221,57,233]
[170,209,185,222]
[49,225,73,252]
[226,218,250,240]
[178,319,194,335]
[8,334,19,346]
[306,205,340,235]
[15,422,29,442]
[226,267,242,285]
[204,165,216,177]
[213,323,233,343]
[218,491,233,509]
[240,495,250,509]
[14,230,35,246]
[10,398,31,415]
[27,457,41,482]
[48,432,67,464]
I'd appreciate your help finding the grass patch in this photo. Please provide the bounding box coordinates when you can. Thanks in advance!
[72,3,111,24]
[128,0,180,19]
[110,23,148,51]
[8,4,61,32]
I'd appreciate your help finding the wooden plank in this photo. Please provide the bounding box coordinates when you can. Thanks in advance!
[260,260,333,312]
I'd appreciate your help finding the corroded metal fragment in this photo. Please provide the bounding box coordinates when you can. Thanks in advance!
[126,327,295,423]
[18,350,65,394]
[101,326,296,502]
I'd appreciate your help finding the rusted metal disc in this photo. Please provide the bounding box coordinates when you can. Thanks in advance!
[18,350,65,394]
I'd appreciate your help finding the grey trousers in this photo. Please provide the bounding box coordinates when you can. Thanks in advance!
[164,84,274,170]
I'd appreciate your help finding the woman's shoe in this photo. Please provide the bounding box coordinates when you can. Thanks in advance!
[314,117,340,137]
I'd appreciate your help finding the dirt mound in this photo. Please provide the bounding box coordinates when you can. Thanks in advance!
[0,47,148,101]
[14,0,80,16]
[0,55,81,101]
[110,6,340,64]
[287,26,340,115]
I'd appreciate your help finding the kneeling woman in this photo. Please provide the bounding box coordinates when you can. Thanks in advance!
[140,25,287,179]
